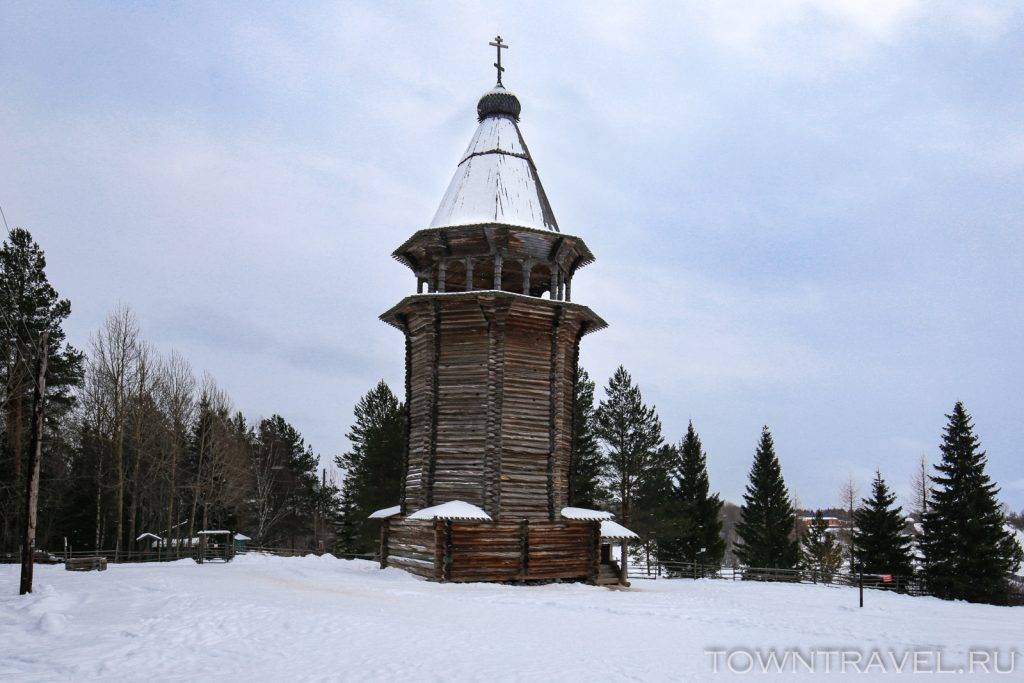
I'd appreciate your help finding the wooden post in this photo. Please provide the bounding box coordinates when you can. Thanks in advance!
[438,260,446,293]
[20,331,49,596]
[619,540,629,586]
[519,519,529,583]
[521,261,531,295]
[493,253,502,290]
[379,521,390,569]
[465,257,474,291]
[442,520,453,582]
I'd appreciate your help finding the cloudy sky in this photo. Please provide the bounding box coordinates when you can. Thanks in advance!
[2,1,1022,510]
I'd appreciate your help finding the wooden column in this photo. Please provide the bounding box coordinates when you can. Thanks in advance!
[519,519,530,583]
[442,520,453,582]
[522,261,532,295]
[546,308,563,521]
[399,315,411,514]
[426,302,442,506]
[556,270,564,301]
[465,257,474,291]
[438,260,446,293]
[620,541,629,586]
[379,521,390,568]
[565,277,572,302]
[493,253,503,290]
[548,271,557,299]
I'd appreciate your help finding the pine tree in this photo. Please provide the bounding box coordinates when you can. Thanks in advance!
[734,426,798,569]
[595,366,663,526]
[569,368,608,509]
[334,381,404,553]
[801,510,843,582]
[921,402,1023,603]
[0,227,85,552]
[675,421,725,568]
[852,470,913,576]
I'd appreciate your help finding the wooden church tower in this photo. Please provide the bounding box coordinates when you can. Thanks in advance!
[373,38,636,584]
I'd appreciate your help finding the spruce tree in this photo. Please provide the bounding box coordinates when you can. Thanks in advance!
[633,443,684,565]
[852,470,913,576]
[595,366,663,526]
[801,510,843,582]
[569,368,608,509]
[734,426,798,569]
[334,381,404,553]
[334,483,358,559]
[662,422,725,570]
[921,402,1023,603]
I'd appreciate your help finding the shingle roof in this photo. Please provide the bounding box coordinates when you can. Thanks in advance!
[429,86,558,232]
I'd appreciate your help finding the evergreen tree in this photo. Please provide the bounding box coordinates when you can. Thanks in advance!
[632,442,683,565]
[801,510,843,582]
[595,366,663,526]
[663,421,725,569]
[334,483,358,559]
[734,426,798,569]
[921,402,1023,603]
[334,381,404,553]
[569,368,608,509]
[0,227,85,551]
[852,470,913,576]
[250,415,320,546]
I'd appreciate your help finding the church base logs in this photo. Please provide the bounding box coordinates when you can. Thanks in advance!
[382,517,603,584]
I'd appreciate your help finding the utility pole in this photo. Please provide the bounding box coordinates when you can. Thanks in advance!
[20,330,49,595]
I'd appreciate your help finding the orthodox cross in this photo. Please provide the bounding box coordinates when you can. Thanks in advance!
[489,35,508,86]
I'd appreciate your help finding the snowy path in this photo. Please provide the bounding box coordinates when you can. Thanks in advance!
[2,554,1020,681]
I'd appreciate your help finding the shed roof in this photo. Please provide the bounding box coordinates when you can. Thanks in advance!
[369,505,401,520]
[560,507,613,521]
[135,532,162,541]
[600,520,639,540]
[233,533,251,541]
[407,500,492,521]
[429,86,558,233]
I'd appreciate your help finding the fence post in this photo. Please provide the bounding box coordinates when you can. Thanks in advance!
[859,570,864,608]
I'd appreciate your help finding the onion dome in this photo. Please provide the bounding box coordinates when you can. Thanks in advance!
[477,85,521,121]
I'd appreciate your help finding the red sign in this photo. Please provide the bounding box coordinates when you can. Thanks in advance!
[882,574,892,583]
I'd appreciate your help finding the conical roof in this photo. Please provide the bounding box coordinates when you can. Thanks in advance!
[429,85,559,232]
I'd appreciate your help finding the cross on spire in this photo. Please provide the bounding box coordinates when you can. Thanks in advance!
[489,35,508,86]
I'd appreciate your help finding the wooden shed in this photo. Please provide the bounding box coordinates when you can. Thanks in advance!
[375,56,637,585]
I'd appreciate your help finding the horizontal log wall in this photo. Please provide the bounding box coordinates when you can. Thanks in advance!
[447,520,597,583]
[399,294,589,521]
[385,518,437,579]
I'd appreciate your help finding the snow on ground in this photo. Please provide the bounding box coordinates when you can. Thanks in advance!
[2,555,1021,681]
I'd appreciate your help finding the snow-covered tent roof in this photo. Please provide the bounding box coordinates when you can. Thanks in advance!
[429,85,558,232]
[233,533,251,541]
[135,532,162,542]
[369,505,401,520]
[600,520,639,540]
[407,500,492,521]
[560,507,613,521]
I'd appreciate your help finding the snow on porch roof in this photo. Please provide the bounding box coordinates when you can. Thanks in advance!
[600,520,639,540]
[407,500,492,521]
[135,532,162,541]
[197,529,231,535]
[369,505,401,519]
[233,533,251,541]
[560,507,613,521]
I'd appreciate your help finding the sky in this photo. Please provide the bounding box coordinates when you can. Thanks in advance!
[1,1,1022,511]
